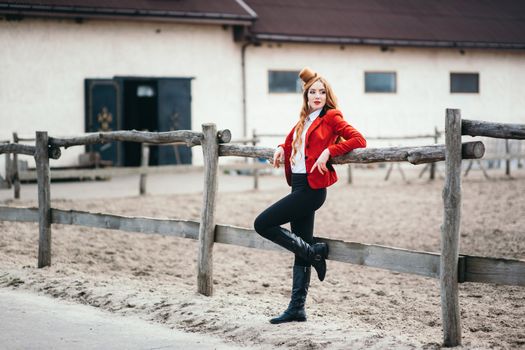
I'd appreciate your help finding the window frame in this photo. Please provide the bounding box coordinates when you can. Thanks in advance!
[268,70,302,94]
[450,72,480,94]
[364,71,397,94]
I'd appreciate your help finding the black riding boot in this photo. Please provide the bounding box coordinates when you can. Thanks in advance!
[270,265,311,324]
[270,228,329,281]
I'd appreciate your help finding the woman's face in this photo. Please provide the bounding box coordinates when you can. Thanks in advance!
[307,80,326,111]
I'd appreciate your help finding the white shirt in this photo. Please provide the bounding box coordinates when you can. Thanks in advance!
[291,109,322,174]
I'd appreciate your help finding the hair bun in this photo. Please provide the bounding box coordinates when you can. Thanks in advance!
[299,67,317,84]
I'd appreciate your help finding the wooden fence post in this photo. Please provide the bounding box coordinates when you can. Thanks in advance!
[505,139,511,176]
[197,123,219,296]
[13,132,20,199]
[35,131,52,268]
[441,109,462,346]
[252,129,259,190]
[430,127,439,180]
[4,144,12,189]
[139,143,149,195]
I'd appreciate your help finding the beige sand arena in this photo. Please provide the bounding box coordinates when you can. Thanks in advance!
[1,167,524,349]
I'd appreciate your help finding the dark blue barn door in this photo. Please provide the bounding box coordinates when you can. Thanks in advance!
[84,79,121,165]
[157,79,192,165]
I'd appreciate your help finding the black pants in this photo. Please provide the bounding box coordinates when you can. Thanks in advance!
[254,174,327,267]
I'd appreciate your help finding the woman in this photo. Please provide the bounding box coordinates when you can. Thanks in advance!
[254,67,366,324]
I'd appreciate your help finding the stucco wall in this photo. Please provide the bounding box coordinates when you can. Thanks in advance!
[0,17,243,173]
[1,16,525,178]
[245,43,525,148]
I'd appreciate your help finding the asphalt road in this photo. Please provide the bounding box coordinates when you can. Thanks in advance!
[0,288,247,350]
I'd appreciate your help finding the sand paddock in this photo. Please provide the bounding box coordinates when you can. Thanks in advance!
[1,166,524,349]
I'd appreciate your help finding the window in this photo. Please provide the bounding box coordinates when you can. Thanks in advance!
[137,85,156,97]
[268,70,301,93]
[365,72,396,93]
[450,73,479,93]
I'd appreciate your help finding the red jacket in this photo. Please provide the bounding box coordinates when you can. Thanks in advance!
[279,108,366,189]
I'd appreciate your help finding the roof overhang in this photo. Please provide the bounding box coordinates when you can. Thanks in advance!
[0,3,255,26]
[253,33,525,50]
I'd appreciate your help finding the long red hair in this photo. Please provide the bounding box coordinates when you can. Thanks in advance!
[290,73,338,165]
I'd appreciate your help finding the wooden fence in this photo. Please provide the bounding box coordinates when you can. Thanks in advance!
[1,110,524,347]
[464,138,525,179]
[254,127,442,184]
[3,130,267,199]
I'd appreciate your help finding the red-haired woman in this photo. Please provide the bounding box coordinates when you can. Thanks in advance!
[254,67,366,324]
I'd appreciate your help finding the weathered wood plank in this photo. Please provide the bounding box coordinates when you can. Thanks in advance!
[0,143,36,157]
[462,119,525,139]
[51,209,200,239]
[215,225,440,278]
[19,165,202,181]
[441,109,462,347]
[253,132,443,141]
[49,130,204,148]
[197,124,220,296]
[48,129,231,148]
[219,142,485,165]
[463,256,525,286]
[215,225,287,253]
[1,205,524,287]
[18,162,268,182]
[0,206,200,239]
[36,132,52,268]
[0,206,39,222]
[0,143,61,159]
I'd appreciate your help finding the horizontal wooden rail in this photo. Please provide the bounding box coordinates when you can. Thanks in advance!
[0,143,36,157]
[220,141,485,165]
[0,143,61,159]
[0,206,199,239]
[17,163,269,181]
[16,137,36,142]
[459,255,525,285]
[254,132,442,141]
[366,133,439,140]
[230,137,260,144]
[481,153,525,161]
[253,133,286,138]
[1,206,523,286]
[462,119,525,140]
[215,225,441,278]
[48,129,232,148]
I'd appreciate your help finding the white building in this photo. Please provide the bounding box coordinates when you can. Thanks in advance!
[1,0,524,172]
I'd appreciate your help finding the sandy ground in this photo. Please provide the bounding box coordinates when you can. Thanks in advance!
[0,165,524,349]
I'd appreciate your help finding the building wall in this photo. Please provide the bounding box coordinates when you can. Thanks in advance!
[245,43,525,148]
[0,17,243,173]
[2,16,524,177]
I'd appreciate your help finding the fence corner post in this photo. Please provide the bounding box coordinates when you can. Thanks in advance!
[441,109,462,347]
[35,131,52,268]
[197,123,219,296]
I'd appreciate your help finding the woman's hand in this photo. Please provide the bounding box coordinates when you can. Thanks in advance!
[311,148,331,175]
[273,146,284,168]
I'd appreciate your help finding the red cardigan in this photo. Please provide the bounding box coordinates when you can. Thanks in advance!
[279,108,366,189]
